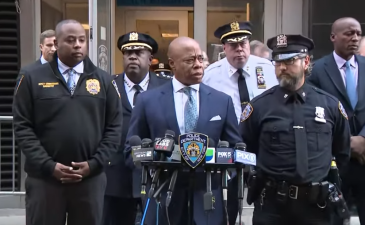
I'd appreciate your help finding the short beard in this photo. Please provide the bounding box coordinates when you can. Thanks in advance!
[277,69,304,91]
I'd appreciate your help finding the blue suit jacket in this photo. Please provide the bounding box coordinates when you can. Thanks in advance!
[124,81,242,225]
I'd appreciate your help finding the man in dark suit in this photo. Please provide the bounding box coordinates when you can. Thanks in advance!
[306,17,365,224]
[20,29,56,71]
[124,36,242,225]
[102,32,172,225]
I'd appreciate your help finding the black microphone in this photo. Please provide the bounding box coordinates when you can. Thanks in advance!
[165,170,178,207]
[218,141,230,208]
[148,130,176,198]
[130,135,142,166]
[203,139,216,212]
[235,142,247,225]
[140,138,153,200]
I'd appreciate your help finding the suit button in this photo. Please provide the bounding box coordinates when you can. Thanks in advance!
[108,162,111,165]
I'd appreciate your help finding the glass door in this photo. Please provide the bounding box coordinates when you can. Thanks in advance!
[89,0,112,73]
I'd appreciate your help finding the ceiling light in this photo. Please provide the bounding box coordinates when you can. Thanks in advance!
[161,33,179,38]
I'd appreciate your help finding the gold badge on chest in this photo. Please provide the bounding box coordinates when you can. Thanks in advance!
[86,79,101,95]
[255,66,266,89]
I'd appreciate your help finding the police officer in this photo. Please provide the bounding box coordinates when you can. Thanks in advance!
[13,19,123,225]
[151,62,173,78]
[103,31,172,225]
[202,21,278,225]
[240,34,351,225]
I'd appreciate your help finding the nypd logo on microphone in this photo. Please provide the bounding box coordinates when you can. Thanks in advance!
[179,133,208,169]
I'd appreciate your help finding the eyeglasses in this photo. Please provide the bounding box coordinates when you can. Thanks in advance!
[271,56,306,66]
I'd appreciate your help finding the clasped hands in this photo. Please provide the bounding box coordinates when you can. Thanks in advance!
[53,162,90,183]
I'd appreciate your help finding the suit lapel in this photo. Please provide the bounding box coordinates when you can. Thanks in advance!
[196,84,211,131]
[356,55,365,110]
[160,82,180,136]
[119,73,133,112]
[324,54,351,106]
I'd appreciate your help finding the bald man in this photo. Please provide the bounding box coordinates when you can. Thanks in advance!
[124,37,242,225]
[307,17,365,225]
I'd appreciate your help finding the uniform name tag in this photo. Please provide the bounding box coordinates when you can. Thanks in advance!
[38,82,59,88]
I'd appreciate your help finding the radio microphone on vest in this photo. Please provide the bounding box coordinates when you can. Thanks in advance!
[204,139,216,212]
[149,130,176,198]
[140,138,153,200]
[235,142,246,225]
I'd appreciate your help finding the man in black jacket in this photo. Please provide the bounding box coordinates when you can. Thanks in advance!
[13,19,123,225]
[102,31,171,225]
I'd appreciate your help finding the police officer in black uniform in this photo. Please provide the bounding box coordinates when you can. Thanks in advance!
[240,34,351,225]
[151,62,173,78]
[103,31,172,225]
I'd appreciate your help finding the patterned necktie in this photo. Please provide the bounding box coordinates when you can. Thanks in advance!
[345,61,357,109]
[183,87,198,133]
[66,69,76,95]
[133,84,143,106]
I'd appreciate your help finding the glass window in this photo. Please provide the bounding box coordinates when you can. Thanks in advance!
[206,0,264,64]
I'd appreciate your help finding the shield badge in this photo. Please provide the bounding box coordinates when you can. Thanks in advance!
[179,133,208,169]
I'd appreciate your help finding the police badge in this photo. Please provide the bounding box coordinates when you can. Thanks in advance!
[129,32,138,41]
[276,34,287,48]
[230,21,240,32]
[179,133,208,169]
[86,79,101,95]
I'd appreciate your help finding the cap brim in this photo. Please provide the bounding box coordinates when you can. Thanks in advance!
[273,53,302,61]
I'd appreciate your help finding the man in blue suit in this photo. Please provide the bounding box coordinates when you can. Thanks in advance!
[124,36,242,225]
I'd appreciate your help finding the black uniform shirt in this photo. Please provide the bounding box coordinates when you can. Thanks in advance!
[240,83,351,183]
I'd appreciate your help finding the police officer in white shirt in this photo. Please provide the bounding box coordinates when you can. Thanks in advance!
[202,21,278,225]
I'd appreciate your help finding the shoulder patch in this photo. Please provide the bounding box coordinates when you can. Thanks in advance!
[111,80,121,98]
[338,101,348,120]
[240,103,253,122]
[15,75,25,95]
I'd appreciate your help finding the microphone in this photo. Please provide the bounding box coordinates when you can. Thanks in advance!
[140,138,153,200]
[168,145,181,162]
[216,141,234,163]
[132,137,154,168]
[130,135,142,166]
[235,142,247,225]
[204,139,215,212]
[165,170,178,207]
[148,130,176,198]
[205,139,216,164]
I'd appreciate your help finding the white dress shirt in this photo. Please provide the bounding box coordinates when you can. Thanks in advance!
[57,59,83,85]
[333,51,358,87]
[40,55,48,64]
[124,73,149,107]
[172,77,200,134]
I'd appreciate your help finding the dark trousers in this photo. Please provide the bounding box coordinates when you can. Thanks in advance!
[332,161,365,225]
[227,176,238,225]
[102,196,141,225]
[253,194,330,225]
[25,173,106,225]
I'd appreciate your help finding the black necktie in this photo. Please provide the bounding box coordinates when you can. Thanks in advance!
[292,95,308,180]
[133,84,143,106]
[237,68,250,111]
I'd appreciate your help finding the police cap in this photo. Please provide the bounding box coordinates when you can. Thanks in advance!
[117,32,158,54]
[214,21,252,44]
[152,63,173,78]
[267,34,315,61]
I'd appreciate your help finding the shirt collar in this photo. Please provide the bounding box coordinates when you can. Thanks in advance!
[226,57,250,78]
[333,51,357,69]
[172,77,200,93]
[124,73,150,92]
[40,55,48,64]
[57,58,84,74]
[278,82,308,104]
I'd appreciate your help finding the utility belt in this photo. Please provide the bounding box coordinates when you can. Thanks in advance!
[246,168,350,220]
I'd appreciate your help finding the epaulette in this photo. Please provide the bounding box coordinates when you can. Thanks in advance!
[310,85,338,103]
[250,86,277,104]
[205,60,222,72]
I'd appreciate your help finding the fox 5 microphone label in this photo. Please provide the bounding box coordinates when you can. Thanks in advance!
[179,133,208,169]
[235,151,256,166]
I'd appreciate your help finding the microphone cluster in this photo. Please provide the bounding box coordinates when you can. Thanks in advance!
[129,131,257,225]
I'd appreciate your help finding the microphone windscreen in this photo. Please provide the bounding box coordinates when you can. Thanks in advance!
[208,138,216,148]
[129,135,142,146]
[141,138,153,147]
[218,140,229,148]
[235,142,247,150]
[165,130,175,138]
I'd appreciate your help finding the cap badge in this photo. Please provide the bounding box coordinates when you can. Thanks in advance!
[230,21,240,32]
[276,34,287,48]
[129,32,138,41]
[158,63,164,69]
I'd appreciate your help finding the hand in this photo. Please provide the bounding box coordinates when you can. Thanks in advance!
[70,161,91,178]
[53,163,82,183]
[350,136,365,164]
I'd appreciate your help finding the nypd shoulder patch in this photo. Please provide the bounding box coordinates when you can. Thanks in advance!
[240,103,253,122]
[111,80,121,98]
[338,101,348,120]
